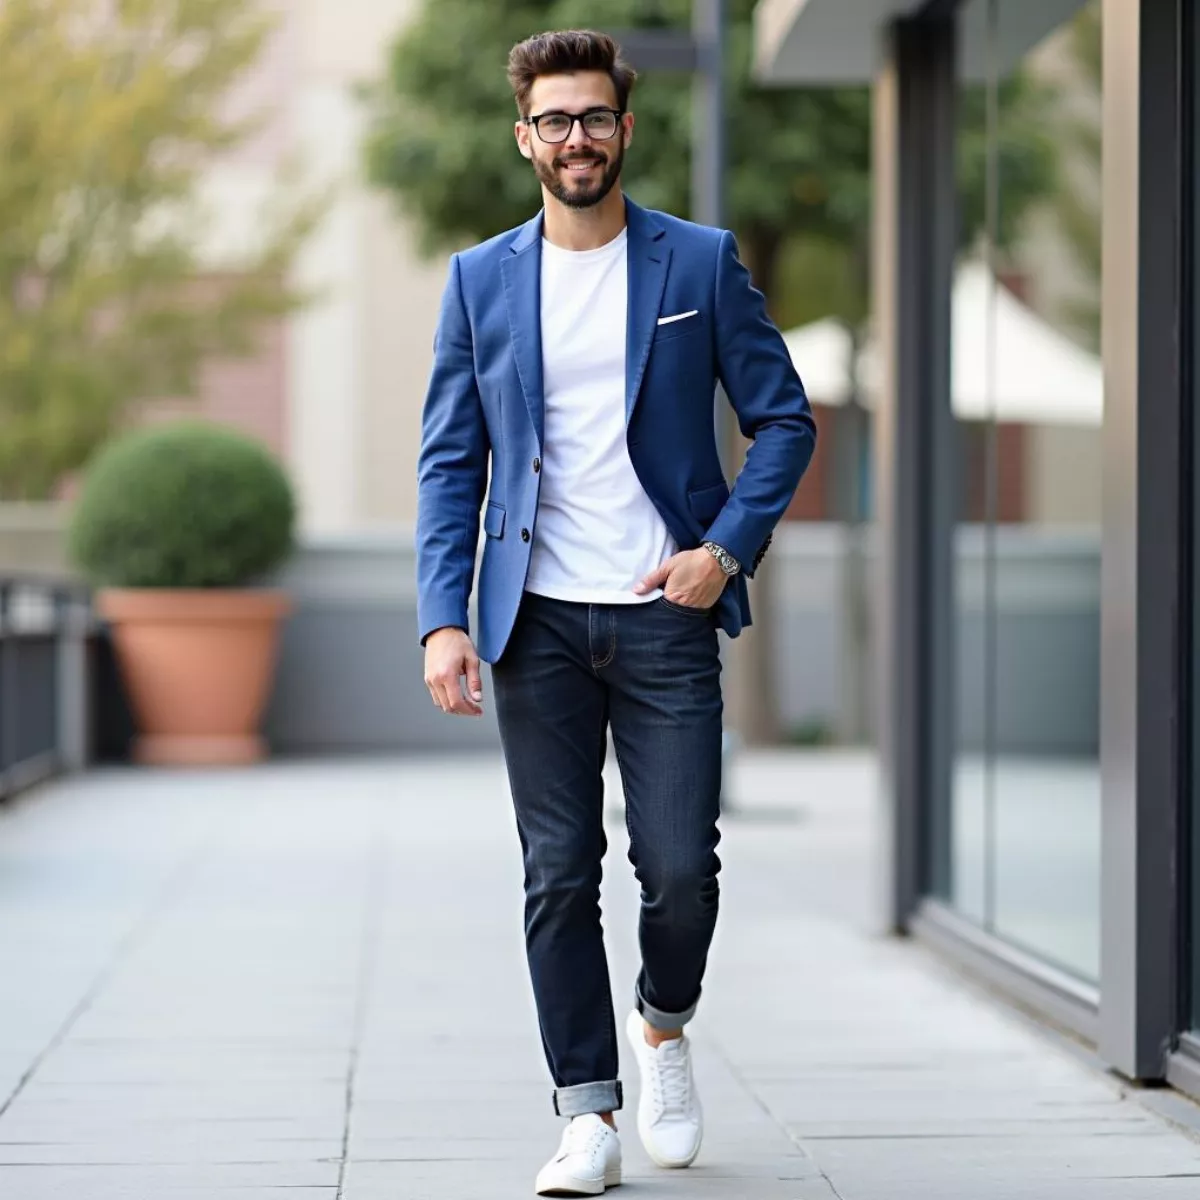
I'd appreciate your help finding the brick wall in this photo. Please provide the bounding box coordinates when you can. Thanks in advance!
[960,421,1027,523]
[784,404,832,520]
[140,317,288,459]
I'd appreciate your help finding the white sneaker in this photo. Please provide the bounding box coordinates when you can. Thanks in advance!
[535,1112,622,1196]
[625,1009,703,1168]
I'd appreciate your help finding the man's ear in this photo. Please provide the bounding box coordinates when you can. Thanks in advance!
[622,112,634,149]
[515,122,533,160]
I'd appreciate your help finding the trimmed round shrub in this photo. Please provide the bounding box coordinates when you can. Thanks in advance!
[67,422,296,589]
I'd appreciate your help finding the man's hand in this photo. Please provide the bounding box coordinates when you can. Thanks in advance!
[634,548,727,610]
[424,627,484,716]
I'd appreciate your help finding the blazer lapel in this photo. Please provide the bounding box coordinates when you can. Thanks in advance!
[501,212,545,449]
[624,200,670,424]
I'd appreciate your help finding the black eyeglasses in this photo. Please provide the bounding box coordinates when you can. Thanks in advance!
[524,107,624,144]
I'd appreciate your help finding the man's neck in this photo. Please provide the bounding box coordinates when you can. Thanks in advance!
[542,189,627,251]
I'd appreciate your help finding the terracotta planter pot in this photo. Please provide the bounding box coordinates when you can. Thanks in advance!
[97,588,292,766]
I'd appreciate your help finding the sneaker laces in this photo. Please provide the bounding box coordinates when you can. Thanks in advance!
[560,1117,605,1160]
[651,1040,692,1119]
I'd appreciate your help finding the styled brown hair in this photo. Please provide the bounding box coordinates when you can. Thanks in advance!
[507,30,637,118]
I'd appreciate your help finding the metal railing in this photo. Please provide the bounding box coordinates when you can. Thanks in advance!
[0,576,90,802]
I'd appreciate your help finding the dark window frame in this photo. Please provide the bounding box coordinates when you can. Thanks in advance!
[876,0,1200,1096]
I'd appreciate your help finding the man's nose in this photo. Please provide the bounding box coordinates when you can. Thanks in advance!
[563,119,594,153]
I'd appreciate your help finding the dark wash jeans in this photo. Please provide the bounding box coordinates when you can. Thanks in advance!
[491,591,724,1118]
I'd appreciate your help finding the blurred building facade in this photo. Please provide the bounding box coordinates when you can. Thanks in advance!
[174,0,449,536]
[756,0,1200,1104]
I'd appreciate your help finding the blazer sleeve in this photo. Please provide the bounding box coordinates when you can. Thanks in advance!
[415,253,490,644]
[701,231,817,576]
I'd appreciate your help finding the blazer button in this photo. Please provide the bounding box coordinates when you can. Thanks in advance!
[532,457,541,473]
[521,528,531,542]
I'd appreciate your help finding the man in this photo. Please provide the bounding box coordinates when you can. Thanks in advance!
[417,29,815,1196]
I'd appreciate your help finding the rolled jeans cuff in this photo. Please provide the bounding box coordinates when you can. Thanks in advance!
[553,1079,623,1117]
[636,984,699,1031]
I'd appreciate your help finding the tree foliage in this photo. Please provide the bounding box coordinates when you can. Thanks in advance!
[364,0,1059,328]
[363,0,868,301]
[0,0,325,500]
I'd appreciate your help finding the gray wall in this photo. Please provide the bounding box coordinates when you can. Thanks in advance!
[261,524,1101,757]
[0,506,1101,757]
[261,528,855,755]
[952,527,1100,757]
[0,505,71,575]
[262,535,502,754]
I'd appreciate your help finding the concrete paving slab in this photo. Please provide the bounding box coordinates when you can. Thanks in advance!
[1,751,1198,1200]
[0,1160,341,1188]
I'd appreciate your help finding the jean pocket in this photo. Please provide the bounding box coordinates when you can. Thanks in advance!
[658,595,713,617]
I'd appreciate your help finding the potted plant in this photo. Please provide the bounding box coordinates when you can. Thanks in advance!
[67,421,296,766]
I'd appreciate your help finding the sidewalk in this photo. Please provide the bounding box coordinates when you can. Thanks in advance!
[1,751,1198,1198]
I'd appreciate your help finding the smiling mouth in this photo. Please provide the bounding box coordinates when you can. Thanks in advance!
[561,159,601,173]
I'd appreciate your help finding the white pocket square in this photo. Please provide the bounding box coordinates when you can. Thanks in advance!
[657,310,699,326]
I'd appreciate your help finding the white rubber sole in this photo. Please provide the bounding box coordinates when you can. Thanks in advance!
[535,1164,622,1195]
[624,1010,703,1170]
[636,1128,700,1171]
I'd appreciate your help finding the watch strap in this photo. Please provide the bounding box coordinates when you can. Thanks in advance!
[702,540,740,576]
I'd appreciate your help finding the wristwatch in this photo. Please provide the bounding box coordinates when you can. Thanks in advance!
[702,540,741,576]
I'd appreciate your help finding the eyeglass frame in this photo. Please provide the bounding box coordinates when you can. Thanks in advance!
[522,106,626,144]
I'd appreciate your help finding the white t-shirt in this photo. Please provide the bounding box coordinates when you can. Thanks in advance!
[524,228,677,605]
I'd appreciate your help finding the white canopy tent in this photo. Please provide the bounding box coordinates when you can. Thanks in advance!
[782,262,1103,428]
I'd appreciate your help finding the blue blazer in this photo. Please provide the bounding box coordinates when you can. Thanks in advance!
[416,198,816,665]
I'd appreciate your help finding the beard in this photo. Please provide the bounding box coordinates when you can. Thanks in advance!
[533,137,625,209]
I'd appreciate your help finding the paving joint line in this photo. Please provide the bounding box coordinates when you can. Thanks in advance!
[335,806,388,1200]
[0,815,224,1123]
[704,1029,847,1199]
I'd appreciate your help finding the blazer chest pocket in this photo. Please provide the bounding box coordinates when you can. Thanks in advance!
[483,502,506,538]
[653,309,706,344]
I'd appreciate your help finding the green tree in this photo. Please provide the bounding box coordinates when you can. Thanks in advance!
[364,0,1057,326]
[0,0,325,500]
[362,0,869,311]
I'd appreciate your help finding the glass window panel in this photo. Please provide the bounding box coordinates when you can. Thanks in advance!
[947,0,1102,983]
